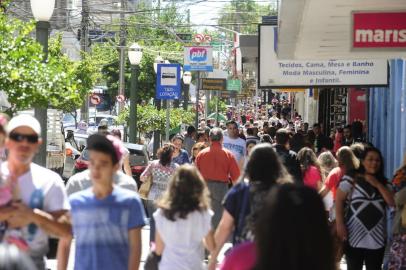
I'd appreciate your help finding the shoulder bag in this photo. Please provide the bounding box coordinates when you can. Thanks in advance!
[139,174,152,200]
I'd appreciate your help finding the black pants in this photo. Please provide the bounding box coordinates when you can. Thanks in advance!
[345,244,385,270]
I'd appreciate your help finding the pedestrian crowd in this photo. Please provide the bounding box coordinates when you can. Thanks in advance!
[0,101,405,270]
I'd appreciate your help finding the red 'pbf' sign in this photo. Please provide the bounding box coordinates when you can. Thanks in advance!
[352,11,406,48]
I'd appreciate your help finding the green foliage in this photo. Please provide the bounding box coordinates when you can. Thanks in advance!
[95,2,189,104]
[101,52,157,102]
[209,96,227,113]
[48,34,99,112]
[117,104,194,134]
[0,9,97,113]
[217,0,273,35]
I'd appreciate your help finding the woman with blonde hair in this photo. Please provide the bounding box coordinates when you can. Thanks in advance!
[318,151,338,180]
[320,146,359,200]
[152,165,216,270]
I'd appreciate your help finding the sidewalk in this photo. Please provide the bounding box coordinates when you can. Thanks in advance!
[46,226,355,270]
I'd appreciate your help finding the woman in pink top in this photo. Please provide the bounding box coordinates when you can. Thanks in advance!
[297,147,323,191]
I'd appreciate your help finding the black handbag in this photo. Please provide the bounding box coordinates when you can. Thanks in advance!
[144,251,161,270]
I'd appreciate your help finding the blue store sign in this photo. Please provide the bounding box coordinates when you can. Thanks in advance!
[156,63,181,100]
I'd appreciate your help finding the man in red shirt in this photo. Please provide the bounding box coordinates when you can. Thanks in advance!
[196,128,240,228]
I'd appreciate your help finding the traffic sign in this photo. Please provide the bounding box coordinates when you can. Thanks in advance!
[90,94,101,105]
[116,94,125,103]
[193,34,212,43]
[156,63,181,100]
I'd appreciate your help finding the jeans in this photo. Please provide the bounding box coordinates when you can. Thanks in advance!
[145,200,157,243]
[345,244,385,270]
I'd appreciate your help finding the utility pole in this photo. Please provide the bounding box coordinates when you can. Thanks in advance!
[195,71,201,129]
[80,0,90,122]
[118,0,127,113]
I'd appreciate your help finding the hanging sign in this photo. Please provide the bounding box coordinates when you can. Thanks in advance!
[259,25,389,88]
[201,78,226,91]
[184,46,213,72]
[227,80,242,92]
[156,63,181,100]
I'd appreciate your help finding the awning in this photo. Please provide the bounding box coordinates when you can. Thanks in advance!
[278,0,406,60]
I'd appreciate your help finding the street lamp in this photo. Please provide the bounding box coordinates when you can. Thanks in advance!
[163,60,170,142]
[182,71,192,111]
[30,0,55,167]
[154,55,164,73]
[128,43,143,143]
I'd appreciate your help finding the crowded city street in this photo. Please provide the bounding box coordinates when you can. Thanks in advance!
[1,0,406,270]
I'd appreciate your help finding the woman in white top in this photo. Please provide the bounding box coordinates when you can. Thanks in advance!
[153,165,216,270]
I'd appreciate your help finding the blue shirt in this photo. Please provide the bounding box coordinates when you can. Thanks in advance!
[222,182,250,245]
[69,187,147,270]
[172,149,190,165]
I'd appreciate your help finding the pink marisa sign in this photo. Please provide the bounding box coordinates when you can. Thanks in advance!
[189,47,208,62]
[352,11,406,48]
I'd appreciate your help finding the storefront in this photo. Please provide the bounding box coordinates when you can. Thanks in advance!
[276,0,406,175]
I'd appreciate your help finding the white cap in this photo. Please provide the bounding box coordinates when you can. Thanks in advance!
[7,114,42,136]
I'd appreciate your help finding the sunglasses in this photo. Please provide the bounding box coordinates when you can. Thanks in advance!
[9,133,39,144]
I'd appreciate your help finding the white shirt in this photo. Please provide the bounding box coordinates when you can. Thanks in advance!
[269,116,279,126]
[154,209,213,270]
[1,162,70,256]
[222,136,246,163]
[66,169,138,196]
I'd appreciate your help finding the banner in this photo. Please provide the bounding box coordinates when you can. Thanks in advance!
[259,25,389,88]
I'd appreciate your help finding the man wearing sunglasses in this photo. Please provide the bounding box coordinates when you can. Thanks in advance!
[0,114,71,270]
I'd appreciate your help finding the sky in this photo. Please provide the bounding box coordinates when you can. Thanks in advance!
[188,1,225,28]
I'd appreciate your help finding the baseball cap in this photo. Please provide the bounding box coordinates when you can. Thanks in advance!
[7,114,41,136]
[87,134,125,165]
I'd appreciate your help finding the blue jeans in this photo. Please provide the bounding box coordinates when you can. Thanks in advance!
[145,200,156,243]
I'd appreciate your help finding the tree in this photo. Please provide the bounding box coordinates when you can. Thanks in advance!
[94,2,189,105]
[209,96,227,114]
[117,104,194,137]
[217,0,273,35]
[0,8,97,115]
[48,34,99,113]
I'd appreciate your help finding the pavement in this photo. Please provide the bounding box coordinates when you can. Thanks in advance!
[45,226,356,270]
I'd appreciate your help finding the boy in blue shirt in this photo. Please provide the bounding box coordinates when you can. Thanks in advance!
[68,134,147,270]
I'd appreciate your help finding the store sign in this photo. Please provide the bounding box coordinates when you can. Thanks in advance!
[259,25,389,88]
[201,78,226,91]
[227,80,241,92]
[352,11,406,48]
[184,46,213,72]
[156,63,181,100]
[274,88,306,93]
